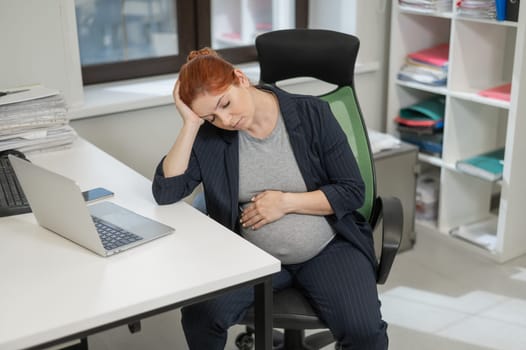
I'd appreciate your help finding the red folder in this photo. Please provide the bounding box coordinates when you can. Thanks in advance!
[407,43,449,68]
[478,83,511,101]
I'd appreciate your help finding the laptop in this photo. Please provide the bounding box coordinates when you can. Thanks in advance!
[9,154,174,257]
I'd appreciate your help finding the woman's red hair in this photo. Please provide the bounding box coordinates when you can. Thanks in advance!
[178,48,238,106]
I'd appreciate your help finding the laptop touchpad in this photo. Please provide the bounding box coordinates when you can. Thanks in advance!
[89,201,161,234]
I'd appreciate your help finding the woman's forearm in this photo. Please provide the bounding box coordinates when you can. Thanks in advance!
[162,122,201,177]
[283,190,334,216]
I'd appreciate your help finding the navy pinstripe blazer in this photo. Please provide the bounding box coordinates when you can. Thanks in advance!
[153,85,376,268]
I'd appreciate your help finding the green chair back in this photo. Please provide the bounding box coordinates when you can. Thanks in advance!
[320,86,375,220]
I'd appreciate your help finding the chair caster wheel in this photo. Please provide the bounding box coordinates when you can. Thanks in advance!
[235,332,254,350]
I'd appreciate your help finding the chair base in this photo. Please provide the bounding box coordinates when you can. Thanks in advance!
[235,327,337,350]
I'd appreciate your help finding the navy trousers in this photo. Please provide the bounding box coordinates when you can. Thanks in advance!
[181,236,388,349]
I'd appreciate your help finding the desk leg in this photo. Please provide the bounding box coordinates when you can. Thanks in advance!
[254,277,272,350]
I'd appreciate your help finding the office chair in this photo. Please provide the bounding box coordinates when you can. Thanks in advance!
[230,29,404,350]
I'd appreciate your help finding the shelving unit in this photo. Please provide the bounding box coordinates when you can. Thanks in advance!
[387,1,526,262]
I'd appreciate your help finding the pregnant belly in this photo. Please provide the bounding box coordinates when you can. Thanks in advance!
[241,213,335,264]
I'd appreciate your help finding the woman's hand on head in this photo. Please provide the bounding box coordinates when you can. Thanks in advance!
[173,81,204,127]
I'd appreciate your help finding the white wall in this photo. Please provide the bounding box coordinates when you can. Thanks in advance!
[308,0,392,131]
[0,0,84,107]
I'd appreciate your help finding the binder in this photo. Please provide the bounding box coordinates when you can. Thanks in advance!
[478,83,511,101]
[506,0,520,21]
[407,43,449,68]
[396,96,445,127]
[455,148,505,181]
[496,0,507,20]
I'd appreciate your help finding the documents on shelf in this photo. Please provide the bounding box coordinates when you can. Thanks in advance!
[478,83,511,102]
[455,148,505,182]
[398,0,453,14]
[407,43,449,69]
[506,0,520,21]
[395,96,445,155]
[0,85,77,154]
[456,0,497,20]
[450,215,498,252]
[397,43,449,86]
[397,96,445,127]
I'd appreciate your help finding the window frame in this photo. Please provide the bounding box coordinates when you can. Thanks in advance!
[80,0,308,85]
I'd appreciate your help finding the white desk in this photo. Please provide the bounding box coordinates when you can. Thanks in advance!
[0,139,280,350]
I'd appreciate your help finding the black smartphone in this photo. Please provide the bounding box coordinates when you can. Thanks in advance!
[82,187,114,203]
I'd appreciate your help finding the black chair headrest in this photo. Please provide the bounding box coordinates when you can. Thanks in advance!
[255,29,360,87]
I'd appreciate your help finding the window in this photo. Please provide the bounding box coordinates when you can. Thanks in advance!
[75,0,308,84]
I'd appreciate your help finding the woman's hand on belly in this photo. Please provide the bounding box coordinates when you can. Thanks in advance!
[240,189,334,230]
[240,190,287,230]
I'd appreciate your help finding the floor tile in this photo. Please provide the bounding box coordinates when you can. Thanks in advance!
[438,316,526,350]
[380,294,469,333]
[481,298,526,327]
[383,286,509,314]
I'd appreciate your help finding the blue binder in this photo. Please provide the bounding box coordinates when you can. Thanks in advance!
[496,0,507,20]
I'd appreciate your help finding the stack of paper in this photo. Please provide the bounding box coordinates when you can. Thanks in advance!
[367,129,402,154]
[0,86,77,154]
[398,43,449,86]
[450,215,498,252]
[399,0,453,13]
[456,0,496,20]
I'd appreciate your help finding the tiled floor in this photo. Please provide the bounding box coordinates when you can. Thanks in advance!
[376,227,526,350]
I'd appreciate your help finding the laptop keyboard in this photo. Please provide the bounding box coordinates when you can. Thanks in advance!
[0,155,31,217]
[92,216,143,250]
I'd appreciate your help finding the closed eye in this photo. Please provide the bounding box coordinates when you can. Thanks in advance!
[221,101,230,109]
[202,115,216,123]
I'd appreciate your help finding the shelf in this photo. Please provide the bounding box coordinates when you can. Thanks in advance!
[396,80,448,95]
[449,90,510,109]
[418,153,447,168]
[396,80,511,109]
[455,15,519,28]
[417,152,504,186]
[399,7,453,19]
[396,80,510,109]
[450,215,498,252]
[388,0,526,261]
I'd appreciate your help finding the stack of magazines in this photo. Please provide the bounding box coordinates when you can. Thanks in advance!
[399,0,453,13]
[456,0,496,19]
[0,86,77,154]
[398,43,449,86]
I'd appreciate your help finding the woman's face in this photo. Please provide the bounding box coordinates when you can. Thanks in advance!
[190,70,254,131]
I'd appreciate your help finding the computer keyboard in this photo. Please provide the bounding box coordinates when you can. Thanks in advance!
[0,151,32,217]
[92,216,142,250]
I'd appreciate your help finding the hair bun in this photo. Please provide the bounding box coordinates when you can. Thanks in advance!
[187,47,218,62]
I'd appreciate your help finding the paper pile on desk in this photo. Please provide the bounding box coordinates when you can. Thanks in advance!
[0,86,77,154]
[367,129,401,154]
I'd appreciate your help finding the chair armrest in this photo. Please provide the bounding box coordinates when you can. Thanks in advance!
[376,196,403,284]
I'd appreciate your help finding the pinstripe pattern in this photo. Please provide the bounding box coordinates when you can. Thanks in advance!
[294,237,387,349]
[181,237,387,349]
